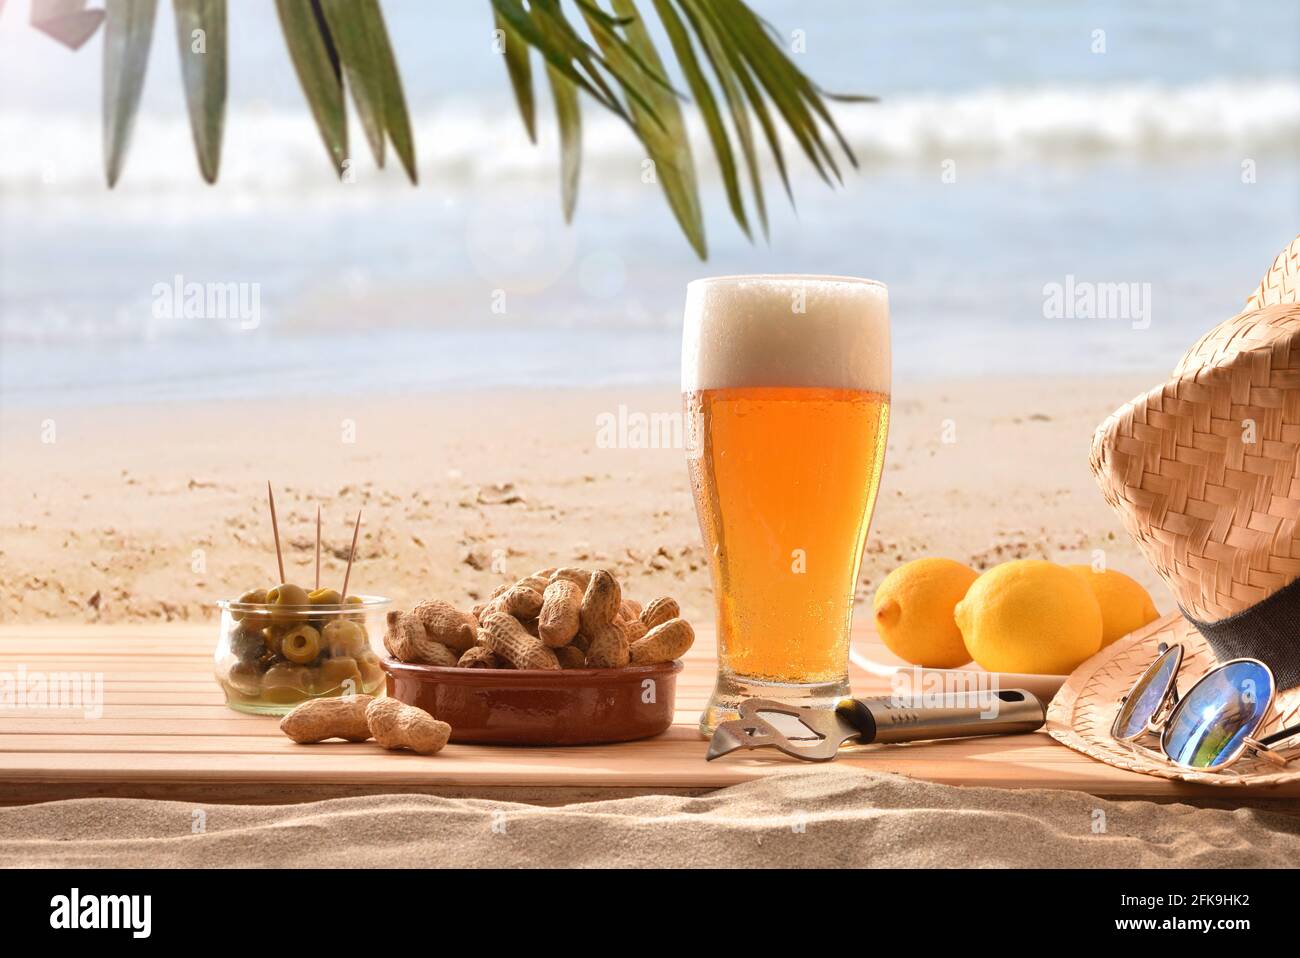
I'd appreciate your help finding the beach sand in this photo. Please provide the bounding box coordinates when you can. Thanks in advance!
[2,765,1297,868]
[0,375,1164,625]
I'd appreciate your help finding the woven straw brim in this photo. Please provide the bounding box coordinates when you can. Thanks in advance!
[1244,235,1300,311]
[1047,610,1300,786]
[1091,303,1300,621]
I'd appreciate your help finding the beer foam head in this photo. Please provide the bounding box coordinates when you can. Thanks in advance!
[681,275,890,393]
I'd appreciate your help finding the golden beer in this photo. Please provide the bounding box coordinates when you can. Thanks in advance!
[682,276,890,732]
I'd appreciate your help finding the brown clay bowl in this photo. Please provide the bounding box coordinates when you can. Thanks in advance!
[381,657,685,745]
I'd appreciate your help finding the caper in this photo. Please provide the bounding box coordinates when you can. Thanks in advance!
[280,624,321,665]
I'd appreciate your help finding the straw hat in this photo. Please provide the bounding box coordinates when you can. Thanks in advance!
[1047,236,1300,786]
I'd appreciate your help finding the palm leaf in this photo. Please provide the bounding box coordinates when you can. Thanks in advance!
[651,0,752,237]
[321,0,387,168]
[698,3,834,186]
[537,12,582,221]
[275,0,347,177]
[489,0,625,120]
[28,0,873,256]
[495,10,537,143]
[362,0,416,182]
[173,0,227,184]
[593,0,704,257]
[103,0,159,187]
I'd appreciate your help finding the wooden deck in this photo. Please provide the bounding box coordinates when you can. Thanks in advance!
[2,624,1297,806]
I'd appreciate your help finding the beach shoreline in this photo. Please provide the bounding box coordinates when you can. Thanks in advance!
[0,374,1168,626]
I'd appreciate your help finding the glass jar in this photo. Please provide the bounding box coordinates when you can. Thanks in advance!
[214,594,390,715]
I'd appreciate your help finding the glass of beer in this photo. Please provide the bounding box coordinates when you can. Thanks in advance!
[683,275,890,733]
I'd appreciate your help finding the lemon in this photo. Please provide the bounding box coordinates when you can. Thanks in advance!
[954,560,1102,675]
[873,558,979,668]
[1068,565,1159,648]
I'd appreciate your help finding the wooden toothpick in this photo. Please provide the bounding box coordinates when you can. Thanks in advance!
[340,509,362,602]
[315,506,321,592]
[267,481,286,584]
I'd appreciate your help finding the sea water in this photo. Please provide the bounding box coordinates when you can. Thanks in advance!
[1,0,1297,406]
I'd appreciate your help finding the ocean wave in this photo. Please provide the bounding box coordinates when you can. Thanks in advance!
[2,77,1296,200]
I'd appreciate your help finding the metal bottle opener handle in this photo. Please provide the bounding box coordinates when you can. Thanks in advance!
[706,689,1047,762]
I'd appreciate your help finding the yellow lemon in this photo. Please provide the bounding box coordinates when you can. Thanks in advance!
[873,558,979,668]
[954,560,1102,675]
[1068,565,1159,648]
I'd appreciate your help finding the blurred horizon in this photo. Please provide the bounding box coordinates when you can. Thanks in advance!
[1,0,1298,405]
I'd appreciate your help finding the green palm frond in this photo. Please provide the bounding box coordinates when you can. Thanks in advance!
[30,0,871,258]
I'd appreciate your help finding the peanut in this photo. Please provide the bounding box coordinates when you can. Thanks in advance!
[629,617,695,665]
[640,596,680,629]
[280,694,374,743]
[514,574,551,596]
[491,585,544,620]
[538,579,582,647]
[411,599,478,653]
[621,618,648,643]
[620,599,643,620]
[532,567,558,579]
[384,611,458,667]
[457,646,504,669]
[584,620,630,669]
[365,698,451,755]
[550,567,592,590]
[580,569,622,633]
[555,645,587,669]
[481,612,561,670]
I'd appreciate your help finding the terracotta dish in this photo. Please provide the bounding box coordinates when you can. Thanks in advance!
[382,658,684,745]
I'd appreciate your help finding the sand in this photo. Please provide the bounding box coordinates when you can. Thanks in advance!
[2,765,1296,868]
[0,375,1166,625]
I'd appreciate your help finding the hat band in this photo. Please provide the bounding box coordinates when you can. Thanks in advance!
[1181,578,1300,690]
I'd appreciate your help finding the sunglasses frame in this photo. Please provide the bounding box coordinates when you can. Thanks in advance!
[1110,643,1184,743]
[1112,643,1299,772]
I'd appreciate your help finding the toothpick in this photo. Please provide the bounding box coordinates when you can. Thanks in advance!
[267,481,286,584]
[340,509,362,602]
[314,506,321,592]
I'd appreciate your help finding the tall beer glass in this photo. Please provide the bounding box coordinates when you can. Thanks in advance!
[683,275,890,733]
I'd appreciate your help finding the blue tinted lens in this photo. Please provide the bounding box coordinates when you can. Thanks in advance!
[1162,661,1273,769]
[1112,648,1180,740]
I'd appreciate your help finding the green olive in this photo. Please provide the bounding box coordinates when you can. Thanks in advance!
[261,664,311,704]
[313,656,362,695]
[266,583,310,624]
[356,651,386,691]
[308,587,342,606]
[280,624,321,665]
[322,619,367,658]
[231,588,269,622]
[222,661,263,698]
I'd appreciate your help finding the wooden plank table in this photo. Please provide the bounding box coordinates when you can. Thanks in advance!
[2,624,1297,807]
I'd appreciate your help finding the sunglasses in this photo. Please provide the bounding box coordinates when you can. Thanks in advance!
[1111,643,1300,772]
